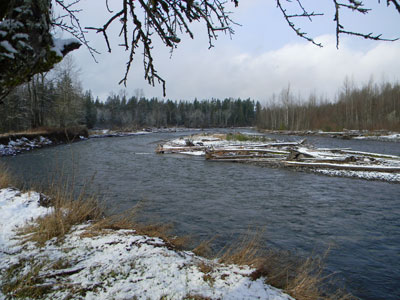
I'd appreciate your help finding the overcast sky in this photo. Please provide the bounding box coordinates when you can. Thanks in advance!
[56,0,400,103]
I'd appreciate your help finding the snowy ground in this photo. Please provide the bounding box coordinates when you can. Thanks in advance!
[0,188,293,300]
[0,136,53,156]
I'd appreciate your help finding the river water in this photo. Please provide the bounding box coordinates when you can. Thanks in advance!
[1,129,399,300]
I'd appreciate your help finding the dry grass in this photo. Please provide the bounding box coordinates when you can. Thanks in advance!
[20,187,103,246]
[0,163,13,189]
[3,167,351,300]
[0,126,87,137]
[218,232,263,266]
[183,295,213,300]
[92,216,191,251]
[1,258,51,299]
[17,178,190,250]
[196,261,215,285]
[87,199,191,251]
[217,233,353,300]
[192,237,217,258]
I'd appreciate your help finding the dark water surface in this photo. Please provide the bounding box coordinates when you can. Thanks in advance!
[2,130,399,300]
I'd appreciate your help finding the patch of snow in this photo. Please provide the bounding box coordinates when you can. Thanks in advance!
[0,41,17,54]
[0,136,53,156]
[51,37,80,57]
[0,189,293,300]
[12,33,29,40]
[0,20,24,30]
[315,169,400,182]
[0,189,50,259]
[0,52,14,59]
[353,133,400,142]
[180,151,205,156]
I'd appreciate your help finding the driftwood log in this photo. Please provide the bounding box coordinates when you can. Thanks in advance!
[284,161,400,173]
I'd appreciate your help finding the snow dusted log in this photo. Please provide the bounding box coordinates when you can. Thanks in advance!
[0,0,81,99]
[155,145,206,154]
[205,148,288,160]
[287,149,316,160]
[339,150,400,160]
[284,161,400,173]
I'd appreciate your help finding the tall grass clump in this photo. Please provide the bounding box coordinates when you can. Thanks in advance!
[225,133,271,142]
[89,203,190,251]
[21,182,103,246]
[0,163,14,189]
[218,233,353,300]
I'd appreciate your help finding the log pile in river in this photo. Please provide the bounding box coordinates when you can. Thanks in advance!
[155,132,400,182]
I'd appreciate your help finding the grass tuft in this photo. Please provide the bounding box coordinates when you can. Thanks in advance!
[218,232,263,266]
[192,237,216,258]
[1,259,50,299]
[90,207,191,251]
[20,187,103,246]
[225,133,272,142]
[218,233,353,300]
[0,163,14,189]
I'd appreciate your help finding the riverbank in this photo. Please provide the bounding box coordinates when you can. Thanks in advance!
[0,187,297,300]
[0,127,202,157]
[0,127,89,156]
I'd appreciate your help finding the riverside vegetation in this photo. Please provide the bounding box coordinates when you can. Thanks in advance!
[0,165,353,299]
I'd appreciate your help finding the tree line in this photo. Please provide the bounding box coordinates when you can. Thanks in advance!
[0,60,257,133]
[1,62,399,134]
[256,79,400,132]
[93,94,256,129]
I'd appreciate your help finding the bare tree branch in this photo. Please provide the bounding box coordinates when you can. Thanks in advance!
[84,0,237,96]
[276,0,323,47]
[333,0,399,48]
[53,0,99,60]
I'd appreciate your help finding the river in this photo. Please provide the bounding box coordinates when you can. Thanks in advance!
[1,129,399,300]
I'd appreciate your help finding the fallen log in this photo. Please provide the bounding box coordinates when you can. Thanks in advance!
[339,150,400,160]
[156,145,206,154]
[284,161,400,173]
[207,154,284,160]
[208,148,289,154]
[205,148,288,160]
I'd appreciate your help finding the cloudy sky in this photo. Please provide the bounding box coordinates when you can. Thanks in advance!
[56,0,400,103]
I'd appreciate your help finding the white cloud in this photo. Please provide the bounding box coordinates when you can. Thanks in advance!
[67,0,400,103]
[137,35,399,103]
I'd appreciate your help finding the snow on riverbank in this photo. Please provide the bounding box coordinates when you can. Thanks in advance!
[353,133,400,142]
[0,136,52,156]
[0,188,293,300]
[314,169,400,182]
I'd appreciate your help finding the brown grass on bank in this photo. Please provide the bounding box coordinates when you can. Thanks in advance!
[0,164,13,189]
[218,232,263,266]
[10,174,351,300]
[0,126,88,137]
[20,187,103,246]
[91,212,190,251]
[0,126,88,146]
[18,180,190,249]
[218,233,353,300]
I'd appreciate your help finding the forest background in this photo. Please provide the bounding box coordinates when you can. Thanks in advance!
[1,56,399,133]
